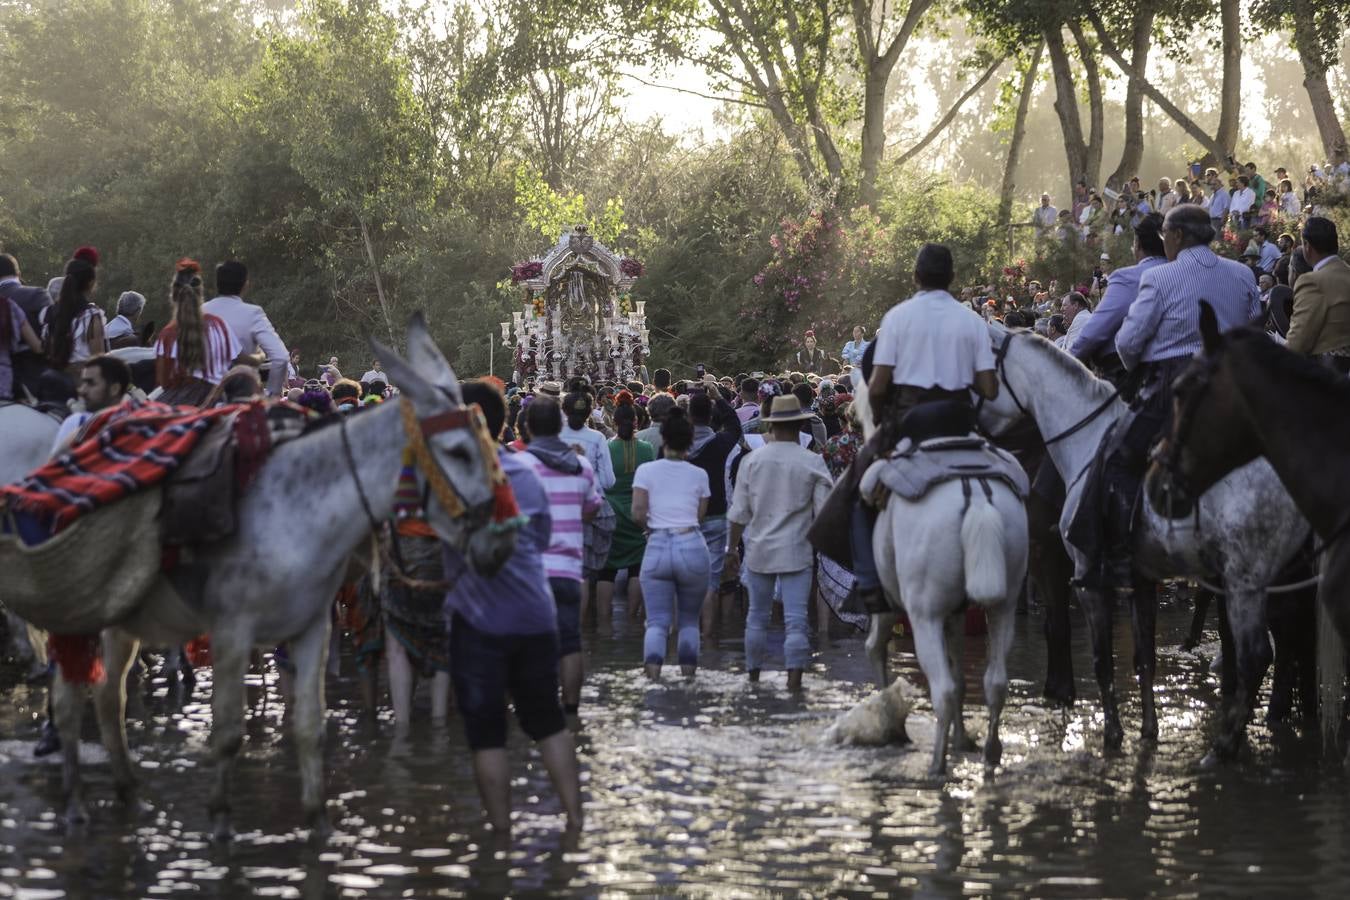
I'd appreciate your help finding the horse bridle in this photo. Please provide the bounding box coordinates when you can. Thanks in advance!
[980,330,1119,446]
[339,394,502,556]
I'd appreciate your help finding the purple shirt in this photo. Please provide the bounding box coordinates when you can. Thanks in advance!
[442,450,557,636]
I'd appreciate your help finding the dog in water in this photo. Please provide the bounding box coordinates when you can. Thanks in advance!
[824,677,913,746]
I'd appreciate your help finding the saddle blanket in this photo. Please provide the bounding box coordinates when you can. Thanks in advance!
[860,435,1030,505]
[0,399,302,536]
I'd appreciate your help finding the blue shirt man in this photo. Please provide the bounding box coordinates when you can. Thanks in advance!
[1072,213,1168,362]
[1115,211,1261,370]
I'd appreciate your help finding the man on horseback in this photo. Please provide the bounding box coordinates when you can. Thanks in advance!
[1096,204,1260,585]
[848,243,998,612]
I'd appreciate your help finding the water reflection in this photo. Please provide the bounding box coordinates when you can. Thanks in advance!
[0,602,1347,896]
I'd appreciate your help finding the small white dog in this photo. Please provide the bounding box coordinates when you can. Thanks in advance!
[824,677,914,746]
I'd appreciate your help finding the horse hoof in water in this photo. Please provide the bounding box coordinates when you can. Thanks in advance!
[64,803,89,827]
[210,812,234,843]
[307,810,333,842]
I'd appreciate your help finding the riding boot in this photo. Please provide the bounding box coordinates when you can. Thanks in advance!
[850,500,886,613]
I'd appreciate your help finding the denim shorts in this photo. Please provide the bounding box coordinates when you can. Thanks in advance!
[448,614,566,751]
[549,577,583,656]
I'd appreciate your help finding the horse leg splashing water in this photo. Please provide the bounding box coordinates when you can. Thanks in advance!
[1153,303,1350,756]
[975,322,1312,758]
[853,386,1030,776]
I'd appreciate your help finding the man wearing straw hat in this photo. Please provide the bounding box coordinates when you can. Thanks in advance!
[726,395,832,689]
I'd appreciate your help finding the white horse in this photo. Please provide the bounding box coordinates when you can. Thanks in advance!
[974,323,1311,757]
[4,316,516,837]
[852,384,1029,776]
[0,403,63,670]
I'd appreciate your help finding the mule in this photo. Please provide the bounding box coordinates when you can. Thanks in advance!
[0,403,63,671]
[1153,304,1349,752]
[974,322,1311,758]
[7,316,517,837]
[852,385,1030,776]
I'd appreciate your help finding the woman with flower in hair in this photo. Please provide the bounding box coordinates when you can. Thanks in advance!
[40,247,106,376]
[154,259,242,406]
[596,390,654,622]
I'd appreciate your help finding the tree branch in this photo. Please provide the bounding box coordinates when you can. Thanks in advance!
[890,54,1006,164]
[620,72,768,109]
[1085,9,1227,162]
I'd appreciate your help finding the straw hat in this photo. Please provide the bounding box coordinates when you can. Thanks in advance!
[537,380,562,398]
[762,395,813,423]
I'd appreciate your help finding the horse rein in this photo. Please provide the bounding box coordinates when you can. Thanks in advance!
[983,331,1120,446]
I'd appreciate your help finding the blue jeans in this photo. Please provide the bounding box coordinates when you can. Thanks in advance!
[744,568,813,672]
[640,529,710,666]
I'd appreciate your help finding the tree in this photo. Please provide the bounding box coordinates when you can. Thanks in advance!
[997,42,1044,226]
[1253,0,1350,163]
[242,0,437,344]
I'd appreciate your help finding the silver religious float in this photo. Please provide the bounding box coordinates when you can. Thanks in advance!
[503,225,649,383]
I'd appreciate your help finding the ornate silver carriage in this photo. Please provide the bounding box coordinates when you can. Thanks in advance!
[502,225,649,383]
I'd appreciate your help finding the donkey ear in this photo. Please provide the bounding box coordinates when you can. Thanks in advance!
[369,334,442,408]
[403,312,462,402]
[1198,301,1222,353]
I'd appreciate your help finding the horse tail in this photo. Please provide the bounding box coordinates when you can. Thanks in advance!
[961,481,1007,606]
[1317,597,1345,752]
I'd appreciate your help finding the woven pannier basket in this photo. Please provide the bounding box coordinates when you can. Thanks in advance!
[0,490,164,635]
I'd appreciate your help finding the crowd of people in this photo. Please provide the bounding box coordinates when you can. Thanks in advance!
[1032,157,1350,246]
[1,144,1347,832]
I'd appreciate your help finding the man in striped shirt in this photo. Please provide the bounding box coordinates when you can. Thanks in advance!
[1091,204,1260,585]
[523,397,603,716]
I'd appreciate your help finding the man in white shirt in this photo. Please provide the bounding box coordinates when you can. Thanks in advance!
[1033,194,1057,235]
[815,243,998,613]
[1229,175,1256,229]
[1059,291,1094,352]
[202,260,289,396]
[104,292,146,348]
[360,359,384,384]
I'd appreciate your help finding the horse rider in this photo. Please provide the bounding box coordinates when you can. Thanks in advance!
[812,243,997,613]
[1070,214,1168,388]
[1096,204,1261,587]
[202,260,290,397]
[1286,217,1350,373]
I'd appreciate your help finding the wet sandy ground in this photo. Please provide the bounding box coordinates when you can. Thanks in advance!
[0,598,1347,897]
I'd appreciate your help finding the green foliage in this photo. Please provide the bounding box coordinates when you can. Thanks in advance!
[513,165,628,246]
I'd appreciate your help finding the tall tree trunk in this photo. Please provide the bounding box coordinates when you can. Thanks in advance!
[1045,27,1088,200]
[358,213,398,347]
[1107,6,1155,189]
[1068,20,1105,189]
[999,42,1043,227]
[1291,0,1349,162]
[853,0,933,209]
[1215,0,1242,160]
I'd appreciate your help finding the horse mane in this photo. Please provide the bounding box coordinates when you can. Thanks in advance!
[1007,327,1117,403]
[1228,326,1350,402]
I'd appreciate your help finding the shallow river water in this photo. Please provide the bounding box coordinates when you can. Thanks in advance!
[1,598,1347,898]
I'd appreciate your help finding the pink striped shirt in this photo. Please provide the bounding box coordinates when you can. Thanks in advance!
[536,455,603,581]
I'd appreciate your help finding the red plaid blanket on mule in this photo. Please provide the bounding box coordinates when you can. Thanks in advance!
[1,399,244,534]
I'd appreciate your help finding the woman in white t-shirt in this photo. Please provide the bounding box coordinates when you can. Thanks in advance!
[632,408,711,679]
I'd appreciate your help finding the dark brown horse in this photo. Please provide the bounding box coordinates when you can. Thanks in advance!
[1151,302,1348,754]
